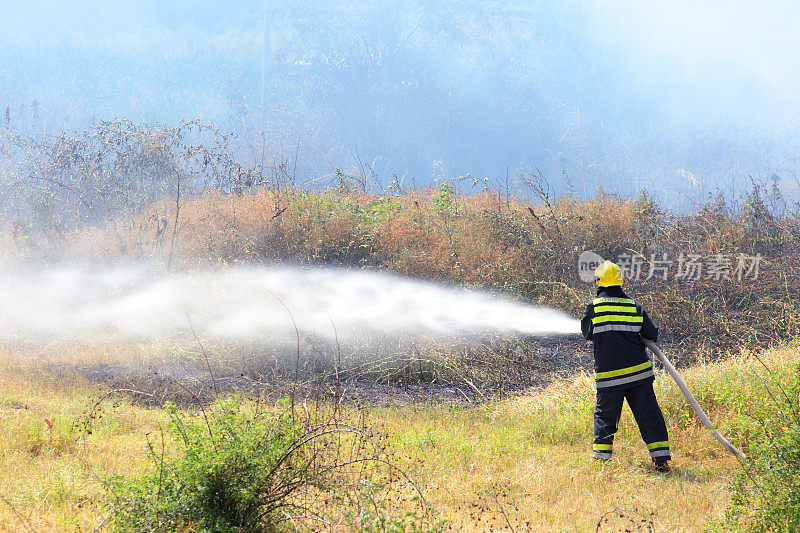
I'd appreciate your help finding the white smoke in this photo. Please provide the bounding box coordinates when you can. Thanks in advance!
[0,266,579,342]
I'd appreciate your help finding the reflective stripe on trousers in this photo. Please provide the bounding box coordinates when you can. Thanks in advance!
[647,440,670,459]
[594,381,670,462]
[595,361,654,388]
[596,369,654,388]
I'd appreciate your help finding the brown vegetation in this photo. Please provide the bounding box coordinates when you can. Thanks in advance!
[56,177,798,363]
[2,120,796,362]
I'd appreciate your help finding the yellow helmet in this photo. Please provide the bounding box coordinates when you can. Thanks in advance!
[595,260,623,287]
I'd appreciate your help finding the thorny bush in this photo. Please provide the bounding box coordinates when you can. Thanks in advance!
[103,394,439,532]
[725,348,800,532]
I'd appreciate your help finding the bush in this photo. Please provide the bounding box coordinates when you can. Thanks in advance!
[105,397,307,531]
[104,395,439,532]
[725,358,800,532]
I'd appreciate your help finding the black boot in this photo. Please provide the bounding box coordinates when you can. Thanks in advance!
[653,459,670,473]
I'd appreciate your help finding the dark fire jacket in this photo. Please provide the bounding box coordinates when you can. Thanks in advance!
[580,286,659,389]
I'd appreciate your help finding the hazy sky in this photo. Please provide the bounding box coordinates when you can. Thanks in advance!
[2,1,799,204]
[589,1,800,125]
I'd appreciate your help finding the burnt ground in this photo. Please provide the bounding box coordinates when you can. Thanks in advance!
[44,335,597,408]
[43,334,709,408]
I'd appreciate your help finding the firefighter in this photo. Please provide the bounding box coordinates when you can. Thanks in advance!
[580,260,671,472]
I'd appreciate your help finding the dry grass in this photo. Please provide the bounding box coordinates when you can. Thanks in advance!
[3,119,798,362]
[374,343,800,532]
[0,342,795,531]
[57,184,800,362]
[0,355,162,531]
[2,118,798,531]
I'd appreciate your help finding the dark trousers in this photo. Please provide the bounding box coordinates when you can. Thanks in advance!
[593,380,671,462]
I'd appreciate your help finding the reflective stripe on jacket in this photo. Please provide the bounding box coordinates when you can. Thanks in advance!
[581,286,659,390]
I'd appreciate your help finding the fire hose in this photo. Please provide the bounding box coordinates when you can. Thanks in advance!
[642,338,747,461]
